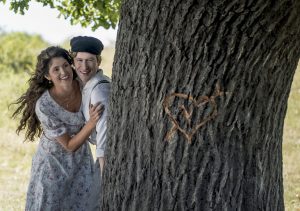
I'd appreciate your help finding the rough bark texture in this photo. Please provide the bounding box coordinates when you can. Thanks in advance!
[103,0,300,210]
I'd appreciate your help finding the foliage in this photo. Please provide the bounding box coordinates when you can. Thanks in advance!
[0,0,121,30]
[0,32,48,73]
[0,71,30,130]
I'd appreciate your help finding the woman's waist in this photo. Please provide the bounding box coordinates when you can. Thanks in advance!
[39,133,89,155]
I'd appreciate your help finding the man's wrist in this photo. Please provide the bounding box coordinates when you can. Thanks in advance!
[95,148,105,157]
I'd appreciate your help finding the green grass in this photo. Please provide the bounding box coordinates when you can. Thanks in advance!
[0,128,35,211]
[0,58,299,210]
[283,61,300,211]
[0,71,34,210]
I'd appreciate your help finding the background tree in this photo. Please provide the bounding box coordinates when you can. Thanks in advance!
[3,0,300,210]
[0,32,48,73]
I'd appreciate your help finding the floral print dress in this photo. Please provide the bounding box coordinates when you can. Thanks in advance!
[25,91,101,211]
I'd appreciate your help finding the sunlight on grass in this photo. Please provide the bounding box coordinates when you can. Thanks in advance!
[0,128,36,210]
[283,61,300,211]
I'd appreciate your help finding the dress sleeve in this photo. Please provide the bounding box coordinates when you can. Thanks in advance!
[35,99,67,138]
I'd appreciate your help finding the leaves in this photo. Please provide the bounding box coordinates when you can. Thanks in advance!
[2,0,121,30]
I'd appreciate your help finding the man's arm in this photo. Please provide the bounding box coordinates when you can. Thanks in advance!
[99,157,105,174]
[91,82,110,174]
[95,117,107,174]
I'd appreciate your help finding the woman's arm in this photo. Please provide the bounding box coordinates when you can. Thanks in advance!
[56,103,104,152]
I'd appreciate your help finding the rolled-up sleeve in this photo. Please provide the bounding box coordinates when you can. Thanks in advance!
[90,83,110,158]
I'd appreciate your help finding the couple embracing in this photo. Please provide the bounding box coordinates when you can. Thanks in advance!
[13,36,110,210]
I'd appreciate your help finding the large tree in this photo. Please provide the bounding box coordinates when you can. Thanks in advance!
[4,0,300,210]
[103,1,300,210]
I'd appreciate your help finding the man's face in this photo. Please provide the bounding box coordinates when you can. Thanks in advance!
[74,52,100,84]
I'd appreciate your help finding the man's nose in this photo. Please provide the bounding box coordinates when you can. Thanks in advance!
[82,61,88,69]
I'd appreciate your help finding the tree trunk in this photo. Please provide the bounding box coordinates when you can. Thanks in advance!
[102,0,300,210]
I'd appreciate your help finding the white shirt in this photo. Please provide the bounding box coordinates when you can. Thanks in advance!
[81,70,111,158]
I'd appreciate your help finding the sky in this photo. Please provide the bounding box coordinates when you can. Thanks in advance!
[0,2,118,46]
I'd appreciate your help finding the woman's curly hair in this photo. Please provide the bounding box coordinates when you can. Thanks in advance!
[12,46,73,142]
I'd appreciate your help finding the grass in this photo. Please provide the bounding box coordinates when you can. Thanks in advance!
[0,56,299,210]
[283,61,300,211]
[0,128,35,211]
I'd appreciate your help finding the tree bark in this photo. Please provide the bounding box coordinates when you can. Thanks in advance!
[103,0,300,210]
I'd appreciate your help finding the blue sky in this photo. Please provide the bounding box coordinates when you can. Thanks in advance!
[0,2,117,46]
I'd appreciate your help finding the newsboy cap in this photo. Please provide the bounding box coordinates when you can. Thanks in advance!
[70,36,104,55]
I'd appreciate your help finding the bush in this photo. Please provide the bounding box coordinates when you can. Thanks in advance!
[0,32,48,74]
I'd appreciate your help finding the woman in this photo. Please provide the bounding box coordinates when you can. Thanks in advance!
[12,46,102,210]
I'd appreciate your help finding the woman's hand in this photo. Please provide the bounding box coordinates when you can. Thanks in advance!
[88,102,104,127]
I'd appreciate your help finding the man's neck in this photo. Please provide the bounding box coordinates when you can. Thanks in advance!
[82,70,99,86]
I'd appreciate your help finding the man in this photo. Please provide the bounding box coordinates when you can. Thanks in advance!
[70,36,111,174]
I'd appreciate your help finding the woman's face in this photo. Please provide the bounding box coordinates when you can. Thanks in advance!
[45,57,73,89]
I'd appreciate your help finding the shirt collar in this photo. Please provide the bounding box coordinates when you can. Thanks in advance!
[82,69,103,90]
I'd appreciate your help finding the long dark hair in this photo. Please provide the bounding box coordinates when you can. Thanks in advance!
[12,46,73,142]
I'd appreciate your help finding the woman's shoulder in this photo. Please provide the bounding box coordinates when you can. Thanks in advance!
[36,90,50,105]
[35,91,54,115]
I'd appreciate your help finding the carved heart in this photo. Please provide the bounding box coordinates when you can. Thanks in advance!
[163,93,218,143]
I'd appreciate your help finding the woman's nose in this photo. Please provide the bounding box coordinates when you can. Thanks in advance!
[59,67,67,74]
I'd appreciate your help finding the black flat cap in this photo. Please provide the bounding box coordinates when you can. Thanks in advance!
[70,36,104,55]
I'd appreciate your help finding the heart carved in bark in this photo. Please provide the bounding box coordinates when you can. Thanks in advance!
[163,84,225,143]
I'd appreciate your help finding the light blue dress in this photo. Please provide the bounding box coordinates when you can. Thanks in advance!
[25,91,101,211]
